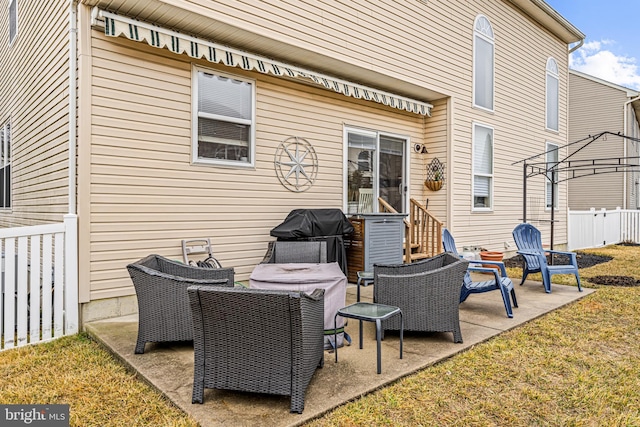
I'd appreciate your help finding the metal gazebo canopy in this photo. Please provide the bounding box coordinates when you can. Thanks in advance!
[513,131,640,250]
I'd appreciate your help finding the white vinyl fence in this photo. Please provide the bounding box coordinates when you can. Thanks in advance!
[1,215,78,351]
[568,207,640,250]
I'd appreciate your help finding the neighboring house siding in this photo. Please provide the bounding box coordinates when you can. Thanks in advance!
[568,73,626,210]
[87,33,427,300]
[0,0,70,226]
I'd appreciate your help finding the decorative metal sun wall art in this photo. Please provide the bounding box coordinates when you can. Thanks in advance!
[274,136,318,192]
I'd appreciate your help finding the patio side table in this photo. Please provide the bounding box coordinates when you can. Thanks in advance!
[334,302,403,374]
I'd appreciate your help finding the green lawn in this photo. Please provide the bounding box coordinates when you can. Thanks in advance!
[1,245,639,426]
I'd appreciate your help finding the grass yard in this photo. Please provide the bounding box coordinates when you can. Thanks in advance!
[1,245,639,426]
[308,244,640,426]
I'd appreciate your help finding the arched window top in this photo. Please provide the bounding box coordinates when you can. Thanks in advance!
[546,57,558,75]
[474,15,494,39]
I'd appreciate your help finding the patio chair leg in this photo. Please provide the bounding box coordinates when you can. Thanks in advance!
[543,271,552,293]
[453,327,463,343]
[191,377,204,404]
[511,288,518,308]
[290,393,305,414]
[135,337,146,354]
[499,286,513,318]
[575,273,583,292]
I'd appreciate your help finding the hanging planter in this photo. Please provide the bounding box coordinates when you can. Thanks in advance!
[424,157,445,191]
[424,179,443,191]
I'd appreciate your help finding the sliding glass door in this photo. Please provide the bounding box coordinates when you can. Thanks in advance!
[345,128,408,214]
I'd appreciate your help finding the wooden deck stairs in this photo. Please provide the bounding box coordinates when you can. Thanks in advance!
[378,198,444,263]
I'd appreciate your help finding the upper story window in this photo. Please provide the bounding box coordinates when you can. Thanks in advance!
[9,0,17,45]
[546,58,559,132]
[0,121,11,209]
[472,123,493,210]
[545,142,559,209]
[192,66,255,167]
[473,15,494,112]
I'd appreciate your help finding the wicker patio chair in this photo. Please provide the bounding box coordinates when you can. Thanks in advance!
[126,254,234,354]
[188,285,325,414]
[373,252,469,343]
[261,240,327,263]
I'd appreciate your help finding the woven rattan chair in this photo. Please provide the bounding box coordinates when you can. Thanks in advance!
[261,240,327,263]
[126,254,234,354]
[374,252,469,343]
[188,286,325,414]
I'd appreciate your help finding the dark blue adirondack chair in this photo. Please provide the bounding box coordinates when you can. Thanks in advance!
[512,223,582,293]
[443,228,517,318]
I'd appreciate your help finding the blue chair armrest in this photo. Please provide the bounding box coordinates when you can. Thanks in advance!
[468,265,503,282]
[471,260,507,276]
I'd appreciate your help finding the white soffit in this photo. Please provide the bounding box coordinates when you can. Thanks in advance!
[91,8,433,116]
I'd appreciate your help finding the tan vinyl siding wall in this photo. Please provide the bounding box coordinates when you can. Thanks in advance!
[131,0,571,249]
[0,0,70,227]
[85,0,573,299]
[88,34,426,300]
[568,73,625,210]
[440,2,571,250]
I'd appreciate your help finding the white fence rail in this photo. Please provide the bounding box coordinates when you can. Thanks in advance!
[1,215,78,351]
[568,207,640,250]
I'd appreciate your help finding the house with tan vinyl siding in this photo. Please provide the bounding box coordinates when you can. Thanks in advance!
[568,70,640,210]
[0,0,583,322]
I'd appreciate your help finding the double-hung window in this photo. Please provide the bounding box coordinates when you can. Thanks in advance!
[546,58,559,132]
[9,0,18,45]
[546,142,559,209]
[473,15,494,111]
[473,123,493,209]
[192,66,255,166]
[0,121,11,208]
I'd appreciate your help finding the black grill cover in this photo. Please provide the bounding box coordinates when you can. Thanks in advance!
[270,209,354,239]
[270,209,354,274]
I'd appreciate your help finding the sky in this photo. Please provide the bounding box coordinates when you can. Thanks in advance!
[545,0,640,91]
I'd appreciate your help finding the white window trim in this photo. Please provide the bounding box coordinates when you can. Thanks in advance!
[545,141,559,211]
[191,64,256,168]
[545,57,559,132]
[9,0,17,46]
[342,125,411,214]
[472,14,495,113]
[472,122,494,212]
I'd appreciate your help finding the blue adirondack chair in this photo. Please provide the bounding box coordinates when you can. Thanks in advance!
[443,228,517,318]
[512,223,582,293]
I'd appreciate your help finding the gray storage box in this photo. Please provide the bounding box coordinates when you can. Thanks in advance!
[360,213,408,271]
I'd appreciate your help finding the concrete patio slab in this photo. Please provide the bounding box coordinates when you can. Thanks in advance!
[85,278,593,427]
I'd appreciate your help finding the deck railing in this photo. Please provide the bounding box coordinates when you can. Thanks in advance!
[0,215,78,351]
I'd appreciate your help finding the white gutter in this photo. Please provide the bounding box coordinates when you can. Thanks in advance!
[68,0,77,215]
[624,94,640,209]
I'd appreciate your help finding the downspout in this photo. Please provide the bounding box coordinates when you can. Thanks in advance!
[623,94,640,210]
[68,0,77,215]
[568,39,583,55]
[64,0,79,334]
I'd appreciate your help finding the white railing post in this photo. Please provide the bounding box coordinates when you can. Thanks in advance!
[64,214,79,335]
